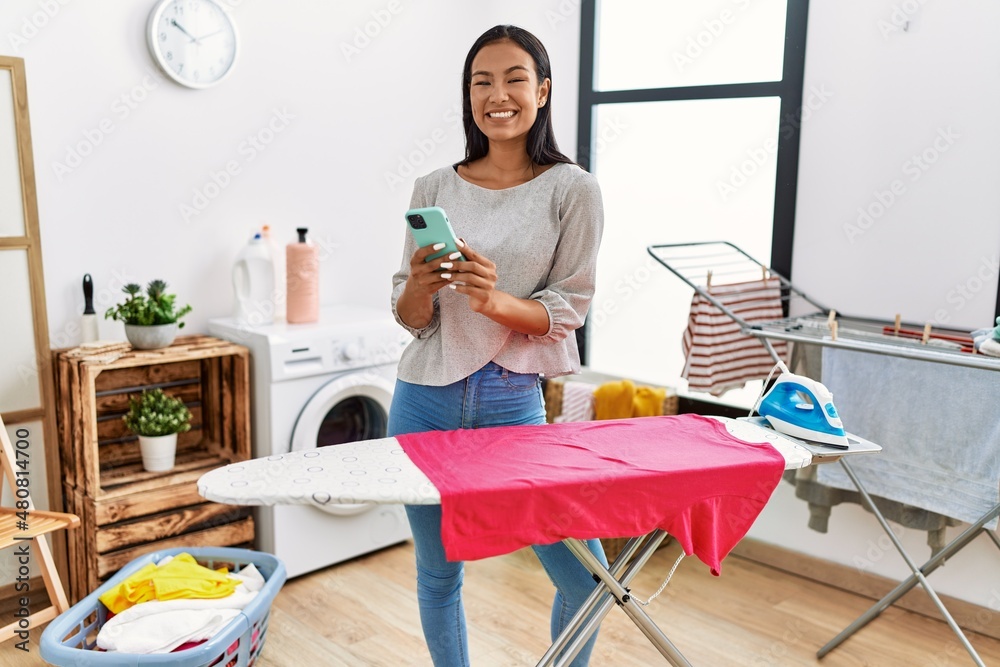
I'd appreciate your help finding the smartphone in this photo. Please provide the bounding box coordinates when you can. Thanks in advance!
[405,206,465,263]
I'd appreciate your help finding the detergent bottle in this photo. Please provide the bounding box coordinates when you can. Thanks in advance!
[232,232,275,325]
[286,227,319,323]
[261,224,286,320]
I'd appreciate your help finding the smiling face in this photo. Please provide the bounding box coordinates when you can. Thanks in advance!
[468,39,550,148]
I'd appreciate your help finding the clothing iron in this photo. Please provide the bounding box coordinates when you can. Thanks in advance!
[755,363,849,447]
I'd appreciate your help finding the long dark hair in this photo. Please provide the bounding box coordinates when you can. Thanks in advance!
[458,25,576,167]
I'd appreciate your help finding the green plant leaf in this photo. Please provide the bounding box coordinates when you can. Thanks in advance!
[103,278,192,325]
[122,388,192,437]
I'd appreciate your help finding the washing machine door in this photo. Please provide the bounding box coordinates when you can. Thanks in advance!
[289,371,394,516]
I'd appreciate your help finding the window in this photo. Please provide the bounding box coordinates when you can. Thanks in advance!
[577,0,809,407]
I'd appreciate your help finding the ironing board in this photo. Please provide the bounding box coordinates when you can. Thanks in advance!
[648,241,1000,666]
[199,416,865,666]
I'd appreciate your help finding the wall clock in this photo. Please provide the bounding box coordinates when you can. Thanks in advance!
[146,0,239,89]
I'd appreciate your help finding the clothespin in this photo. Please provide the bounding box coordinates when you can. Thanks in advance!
[894,313,901,336]
[831,321,838,341]
[761,265,768,282]
[706,270,712,287]
[827,310,837,328]
[922,322,932,344]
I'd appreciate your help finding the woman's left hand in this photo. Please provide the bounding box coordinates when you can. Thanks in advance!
[445,240,499,314]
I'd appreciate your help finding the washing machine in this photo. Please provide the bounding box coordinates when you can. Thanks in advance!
[208,304,412,578]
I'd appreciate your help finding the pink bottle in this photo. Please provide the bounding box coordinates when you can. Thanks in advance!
[286,227,319,323]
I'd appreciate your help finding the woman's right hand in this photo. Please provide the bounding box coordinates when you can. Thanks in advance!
[395,243,458,329]
[406,243,457,297]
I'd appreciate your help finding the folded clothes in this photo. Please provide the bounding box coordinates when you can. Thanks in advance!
[553,380,597,422]
[981,338,1000,358]
[99,607,241,654]
[593,380,634,420]
[633,385,667,417]
[593,379,667,420]
[96,563,264,654]
[99,553,246,614]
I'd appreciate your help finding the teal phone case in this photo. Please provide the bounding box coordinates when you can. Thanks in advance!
[405,206,465,262]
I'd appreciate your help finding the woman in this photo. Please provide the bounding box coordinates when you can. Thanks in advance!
[389,24,606,666]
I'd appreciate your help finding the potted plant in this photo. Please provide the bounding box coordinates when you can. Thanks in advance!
[123,388,192,472]
[105,279,193,349]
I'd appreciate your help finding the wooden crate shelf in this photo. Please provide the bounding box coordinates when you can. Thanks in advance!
[64,484,255,602]
[55,335,250,499]
[53,335,255,602]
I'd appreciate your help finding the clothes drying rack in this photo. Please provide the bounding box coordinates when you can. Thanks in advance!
[648,240,1000,666]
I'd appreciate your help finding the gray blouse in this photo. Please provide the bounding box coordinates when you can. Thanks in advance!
[390,163,604,386]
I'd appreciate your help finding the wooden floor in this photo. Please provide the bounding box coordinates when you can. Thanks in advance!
[6,540,1000,666]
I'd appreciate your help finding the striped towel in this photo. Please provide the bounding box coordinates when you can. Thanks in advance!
[681,278,789,396]
[553,380,597,422]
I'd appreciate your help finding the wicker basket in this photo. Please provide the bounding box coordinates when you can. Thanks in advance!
[543,377,678,424]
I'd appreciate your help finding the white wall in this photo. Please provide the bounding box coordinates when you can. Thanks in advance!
[0,0,581,583]
[1,0,582,347]
[751,0,1000,610]
[791,0,1000,329]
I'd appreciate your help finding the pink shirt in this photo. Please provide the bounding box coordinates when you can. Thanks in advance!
[397,413,785,574]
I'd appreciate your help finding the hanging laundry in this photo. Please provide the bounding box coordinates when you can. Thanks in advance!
[681,277,789,396]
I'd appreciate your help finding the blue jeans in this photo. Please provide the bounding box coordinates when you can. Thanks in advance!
[388,362,607,667]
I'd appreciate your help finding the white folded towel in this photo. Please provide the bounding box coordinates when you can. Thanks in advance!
[980,338,1000,358]
[98,608,241,654]
[96,562,266,654]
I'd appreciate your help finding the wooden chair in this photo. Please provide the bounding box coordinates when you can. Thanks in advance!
[0,415,80,642]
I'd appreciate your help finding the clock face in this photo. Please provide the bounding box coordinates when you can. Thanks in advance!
[147,0,238,88]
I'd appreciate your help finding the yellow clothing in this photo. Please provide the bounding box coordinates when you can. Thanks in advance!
[633,386,667,417]
[593,380,666,420]
[593,380,635,420]
[99,552,237,614]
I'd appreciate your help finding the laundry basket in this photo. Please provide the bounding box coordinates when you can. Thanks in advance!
[40,547,286,667]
